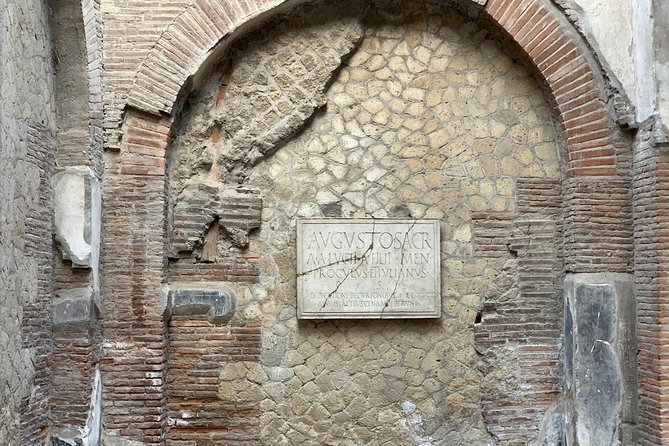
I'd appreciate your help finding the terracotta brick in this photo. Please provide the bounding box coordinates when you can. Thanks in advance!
[507,3,541,37]
[515,9,550,47]
[497,0,534,29]
[198,0,232,34]
[568,147,616,161]
[558,91,602,116]
[542,47,583,79]
[540,47,581,78]
[530,32,568,63]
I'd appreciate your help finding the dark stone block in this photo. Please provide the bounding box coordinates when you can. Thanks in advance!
[572,282,620,445]
[320,202,342,217]
[563,274,636,446]
[167,289,236,325]
[51,437,83,446]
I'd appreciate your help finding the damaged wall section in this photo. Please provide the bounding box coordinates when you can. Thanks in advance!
[164,0,568,443]
[49,0,103,442]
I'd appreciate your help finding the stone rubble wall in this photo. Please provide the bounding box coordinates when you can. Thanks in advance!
[0,1,57,444]
[0,0,661,444]
[165,1,567,444]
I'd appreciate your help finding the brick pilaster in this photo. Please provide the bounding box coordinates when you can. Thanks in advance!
[633,126,669,446]
[101,111,171,444]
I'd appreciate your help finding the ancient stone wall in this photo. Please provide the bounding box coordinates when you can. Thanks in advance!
[0,1,57,444]
[49,0,104,443]
[165,1,566,444]
[2,0,668,444]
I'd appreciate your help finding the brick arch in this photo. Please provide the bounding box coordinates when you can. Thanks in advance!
[103,1,637,444]
[126,0,617,177]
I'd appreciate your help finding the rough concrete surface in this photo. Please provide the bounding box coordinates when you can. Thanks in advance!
[569,0,635,99]
[654,0,669,131]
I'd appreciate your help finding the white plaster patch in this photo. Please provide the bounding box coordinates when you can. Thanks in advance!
[401,400,434,446]
[54,168,92,266]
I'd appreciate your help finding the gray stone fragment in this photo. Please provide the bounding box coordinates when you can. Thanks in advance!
[563,273,637,446]
[534,400,569,446]
[320,202,342,217]
[262,334,288,367]
[51,437,83,446]
[167,289,236,325]
[53,287,98,325]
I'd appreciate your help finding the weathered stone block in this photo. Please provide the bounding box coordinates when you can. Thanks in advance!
[563,273,637,446]
[52,287,99,325]
[167,289,236,325]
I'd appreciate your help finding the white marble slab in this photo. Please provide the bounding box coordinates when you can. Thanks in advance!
[297,219,441,319]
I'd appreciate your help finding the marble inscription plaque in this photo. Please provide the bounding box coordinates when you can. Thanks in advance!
[297,219,441,319]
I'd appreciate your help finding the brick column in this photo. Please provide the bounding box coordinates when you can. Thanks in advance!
[633,125,669,446]
[101,111,171,444]
[20,123,56,446]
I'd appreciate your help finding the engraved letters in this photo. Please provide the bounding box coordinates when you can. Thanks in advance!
[297,219,441,319]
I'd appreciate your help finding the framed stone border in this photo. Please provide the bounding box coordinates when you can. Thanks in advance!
[297,219,441,319]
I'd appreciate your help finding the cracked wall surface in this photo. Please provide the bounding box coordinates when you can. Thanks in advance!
[1,0,664,443]
[167,0,564,444]
[167,1,365,266]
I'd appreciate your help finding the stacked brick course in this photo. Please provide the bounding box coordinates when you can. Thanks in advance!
[168,257,260,283]
[20,123,56,446]
[473,178,563,443]
[633,122,669,446]
[563,178,634,273]
[50,323,100,430]
[166,317,262,445]
[101,167,170,442]
[83,0,105,177]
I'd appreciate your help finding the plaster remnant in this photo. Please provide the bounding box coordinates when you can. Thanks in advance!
[401,400,434,446]
[54,168,100,268]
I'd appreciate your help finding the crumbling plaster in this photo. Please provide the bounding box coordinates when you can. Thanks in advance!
[654,0,669,131]
[567,0,669,130]
[567,0,635,103]
[54,168,100,268]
